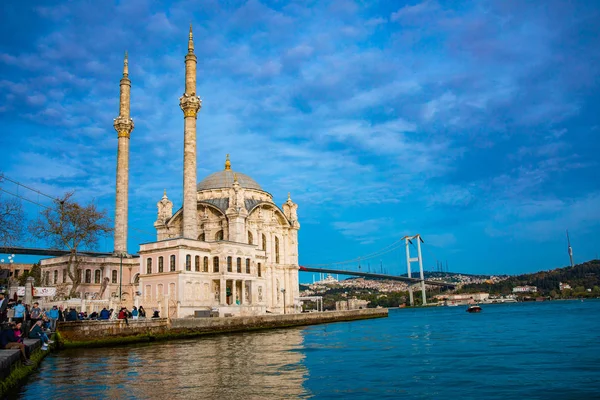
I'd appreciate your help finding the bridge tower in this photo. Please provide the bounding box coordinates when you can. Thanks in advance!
[404,234,426,306]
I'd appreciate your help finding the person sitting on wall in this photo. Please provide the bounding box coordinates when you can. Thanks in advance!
[99,307,110,320]
[152,310,160,319]
[138,306,146,319]
[0,322,33,365]
[89,311,98,320]
[67,308,78,321]
[29,320,53,350]
[131,306,139,320]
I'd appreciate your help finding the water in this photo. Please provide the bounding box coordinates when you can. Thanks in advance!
[11,300,600,399]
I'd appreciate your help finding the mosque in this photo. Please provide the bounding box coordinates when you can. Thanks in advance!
[39,27,301,317]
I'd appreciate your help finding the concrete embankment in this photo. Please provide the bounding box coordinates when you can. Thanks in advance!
[0,339,49,397]
[58,308,388,347]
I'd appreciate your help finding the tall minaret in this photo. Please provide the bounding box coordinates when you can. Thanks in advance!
[113,52,134,255]
[179,25,201,239]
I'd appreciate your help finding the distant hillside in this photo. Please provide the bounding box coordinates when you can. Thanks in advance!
[459,260,600,296]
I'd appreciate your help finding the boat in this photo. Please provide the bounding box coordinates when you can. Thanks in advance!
[466,305,482,313]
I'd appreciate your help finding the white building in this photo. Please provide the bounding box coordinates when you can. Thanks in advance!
[512,285,537,293]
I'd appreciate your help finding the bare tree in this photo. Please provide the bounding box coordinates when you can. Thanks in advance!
[0,173,26,246]
[30,192,113,298]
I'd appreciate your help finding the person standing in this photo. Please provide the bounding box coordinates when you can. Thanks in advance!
[30,302,42,325]
[13,300,26,324]
[47,305,59,331]
[0,293,8,324]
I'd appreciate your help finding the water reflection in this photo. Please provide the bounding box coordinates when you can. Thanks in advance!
[16,329,309,399]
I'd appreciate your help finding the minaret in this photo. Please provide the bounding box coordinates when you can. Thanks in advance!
[179,25,201,239]
[113,52,134,255]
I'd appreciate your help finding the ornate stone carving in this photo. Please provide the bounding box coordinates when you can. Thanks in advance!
[156,190,173,224]
[179,93,201,118]
[113,115,134,138]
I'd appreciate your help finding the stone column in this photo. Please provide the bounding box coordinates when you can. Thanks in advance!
[240,280,245,305]
[220,277,226,305]
[179,26,201,240]
[113,52,134,255]
[232,280,238,305]
[25,276,34,305]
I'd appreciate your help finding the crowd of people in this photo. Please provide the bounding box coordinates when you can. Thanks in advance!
[0,292,158,366]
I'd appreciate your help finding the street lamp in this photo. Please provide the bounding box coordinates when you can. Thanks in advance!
[281,288,286,314]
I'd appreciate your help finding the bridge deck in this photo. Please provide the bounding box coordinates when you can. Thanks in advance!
[299,266,456,288]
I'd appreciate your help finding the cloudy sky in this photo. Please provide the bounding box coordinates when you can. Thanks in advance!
[1,0,599,278]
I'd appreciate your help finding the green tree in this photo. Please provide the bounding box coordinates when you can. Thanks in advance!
[17,262,42,286]
[30,192,112,298]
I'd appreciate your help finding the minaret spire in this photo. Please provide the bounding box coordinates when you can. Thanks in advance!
[180,26,201,240]
[113,52,134,255]
[188,24,194,53]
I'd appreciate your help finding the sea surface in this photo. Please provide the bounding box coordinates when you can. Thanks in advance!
[11,300,600,399]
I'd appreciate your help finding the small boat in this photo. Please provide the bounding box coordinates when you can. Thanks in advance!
[466,305,482,313]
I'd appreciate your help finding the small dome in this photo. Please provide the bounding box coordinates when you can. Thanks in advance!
[197,170,263,191]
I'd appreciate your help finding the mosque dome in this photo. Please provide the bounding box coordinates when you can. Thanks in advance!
[196,155,263,191]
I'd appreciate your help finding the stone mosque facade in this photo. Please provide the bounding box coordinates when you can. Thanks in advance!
[39,27,301,317]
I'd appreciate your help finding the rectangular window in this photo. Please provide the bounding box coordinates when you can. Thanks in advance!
[170,255,176,272]
[203,256,209,272]
[186,254,191,271]
[159,256,164,273]
[213,257,219,273]
[245,259,250,274]
[63,269,67,283]
[258,263,262,277]
[112,270,118,284]
[237,258,242,273]
[195,256,200,272]
[147,258,152,274]
[227,256,232,272]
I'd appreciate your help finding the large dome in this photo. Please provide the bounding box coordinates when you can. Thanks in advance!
[197,169,263,191]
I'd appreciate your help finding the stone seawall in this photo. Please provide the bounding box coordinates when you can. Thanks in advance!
[57,308,388,347]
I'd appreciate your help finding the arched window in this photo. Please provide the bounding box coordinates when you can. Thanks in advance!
[248,231,253,245]
[45,271,50,284]
[63,269,67,283]
[170,255,176,272]
[158,256,164,273]
[275,236,280,264]
[112,270,118,284]
[203,256,209,272]
[85,269,91,284]
[262,234,267,250]
[215,230,223,241]
[195,255,200,272]
[246,259,250,274]
[237,258,242,273]
[199,233,205,241]
[77,269,82,282]
[186,254,191,271]
[94,270,101,284]
[258,262,262,277]
[133,274,140,284]
[227,256,232,272]
[147,258,152,274]
[213,257,219,273]
[53,270,58,284]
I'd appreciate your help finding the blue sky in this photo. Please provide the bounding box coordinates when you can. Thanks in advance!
[1,0,599,278]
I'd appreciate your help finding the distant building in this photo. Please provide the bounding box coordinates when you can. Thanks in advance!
[435,292,489,306]
[336,298,369,311]
[0,263,35,280]
[512,285,537,293]
[559,282,572,291]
